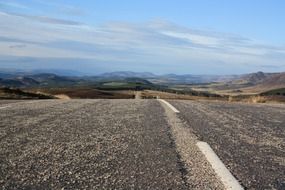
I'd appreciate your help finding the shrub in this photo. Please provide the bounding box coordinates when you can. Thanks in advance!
[250,96,267,103]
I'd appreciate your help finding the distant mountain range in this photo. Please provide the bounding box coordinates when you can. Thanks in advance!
[0,73,79,88]
[242,72,285,92]
[229,71,276,85]
[98,71,284,87]
[98,71,241,84]
[0,69,284,93]
[99,71,157,79]
[0,68,85,77]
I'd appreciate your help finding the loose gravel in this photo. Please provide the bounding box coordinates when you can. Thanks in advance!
[170,100,285,190]
[0,99,187,189]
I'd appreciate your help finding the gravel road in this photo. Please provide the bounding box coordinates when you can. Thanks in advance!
[0,100,188,189]
[1,99,284,189]
[170,100,285,190]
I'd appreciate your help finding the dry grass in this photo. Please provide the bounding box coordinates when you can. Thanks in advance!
[249,96,267,103]
[228,95,285,104]
[54,94,71,100]
[228,96,234,102]
[141,90,226,101]
[31,88,135,99]
[26,87,285,104]
[228,95,267,103]
[0,88,54,99]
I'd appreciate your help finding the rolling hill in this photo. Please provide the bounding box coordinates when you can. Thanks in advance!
[0,73,80,88]
[243,72,285,93]
[237,72,273,84]
[0,77,39,88]
[99,71,157,79]
[0,88,54,99]
[1,70,284,99]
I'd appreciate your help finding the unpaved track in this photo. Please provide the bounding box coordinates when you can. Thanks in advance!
[0,100,188,189]
[170,100,285,190]
[135,91,142,99]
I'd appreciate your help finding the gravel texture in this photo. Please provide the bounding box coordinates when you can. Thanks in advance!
[1,99,284,190]
[170,100,285,190]
[0,99,187,189]
[159,101,225,190]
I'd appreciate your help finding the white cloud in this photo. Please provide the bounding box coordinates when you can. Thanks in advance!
[161,31,220,46]
[0,10,284,74]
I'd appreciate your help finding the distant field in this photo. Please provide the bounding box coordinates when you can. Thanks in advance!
[172,83,256,96]
[102,82,128,86]
[261,88,285,96]
[96,80,155,91]
[31,87,135,99]
[2,79,285,104]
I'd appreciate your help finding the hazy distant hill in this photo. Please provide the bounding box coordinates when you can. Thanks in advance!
[0,73,79,88]
[0,70,284,93]
[245,72,285,92]
[0,68,85,77]
[30,69,85,76]
[153,74,239,84]
[99,72,240,84]
[0,76,41,87]
[28,73,77,84]
[0,73,13,79]
[99,71,157,79]
[230,71,277,85]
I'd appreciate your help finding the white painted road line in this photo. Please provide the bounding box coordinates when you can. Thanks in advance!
[158,99,180,113]
[197,141,243,190]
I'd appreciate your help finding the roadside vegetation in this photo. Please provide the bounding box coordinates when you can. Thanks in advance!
[31,87,135,99]
[1,72,284,103]
[0,87,54,99]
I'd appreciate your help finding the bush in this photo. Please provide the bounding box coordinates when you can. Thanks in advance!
[250,96,267,103]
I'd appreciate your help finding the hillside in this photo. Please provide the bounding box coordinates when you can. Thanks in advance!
[261,88,285,96]
[95,77,156,90]
[0,73,81,88]
[1,71,284,99]
[0,88,54,99]
[1,70,280,87]
[0,77,40,87]
[36,88,135,99]
[234,71,275,85]
[243,72,285,93]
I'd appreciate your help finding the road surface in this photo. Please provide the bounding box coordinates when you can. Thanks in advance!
[0,99,284,189]
[170,100,285,190]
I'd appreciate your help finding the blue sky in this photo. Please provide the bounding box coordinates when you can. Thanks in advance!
[0,0,285,75]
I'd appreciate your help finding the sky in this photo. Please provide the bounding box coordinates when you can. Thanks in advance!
[0,0,285,75]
